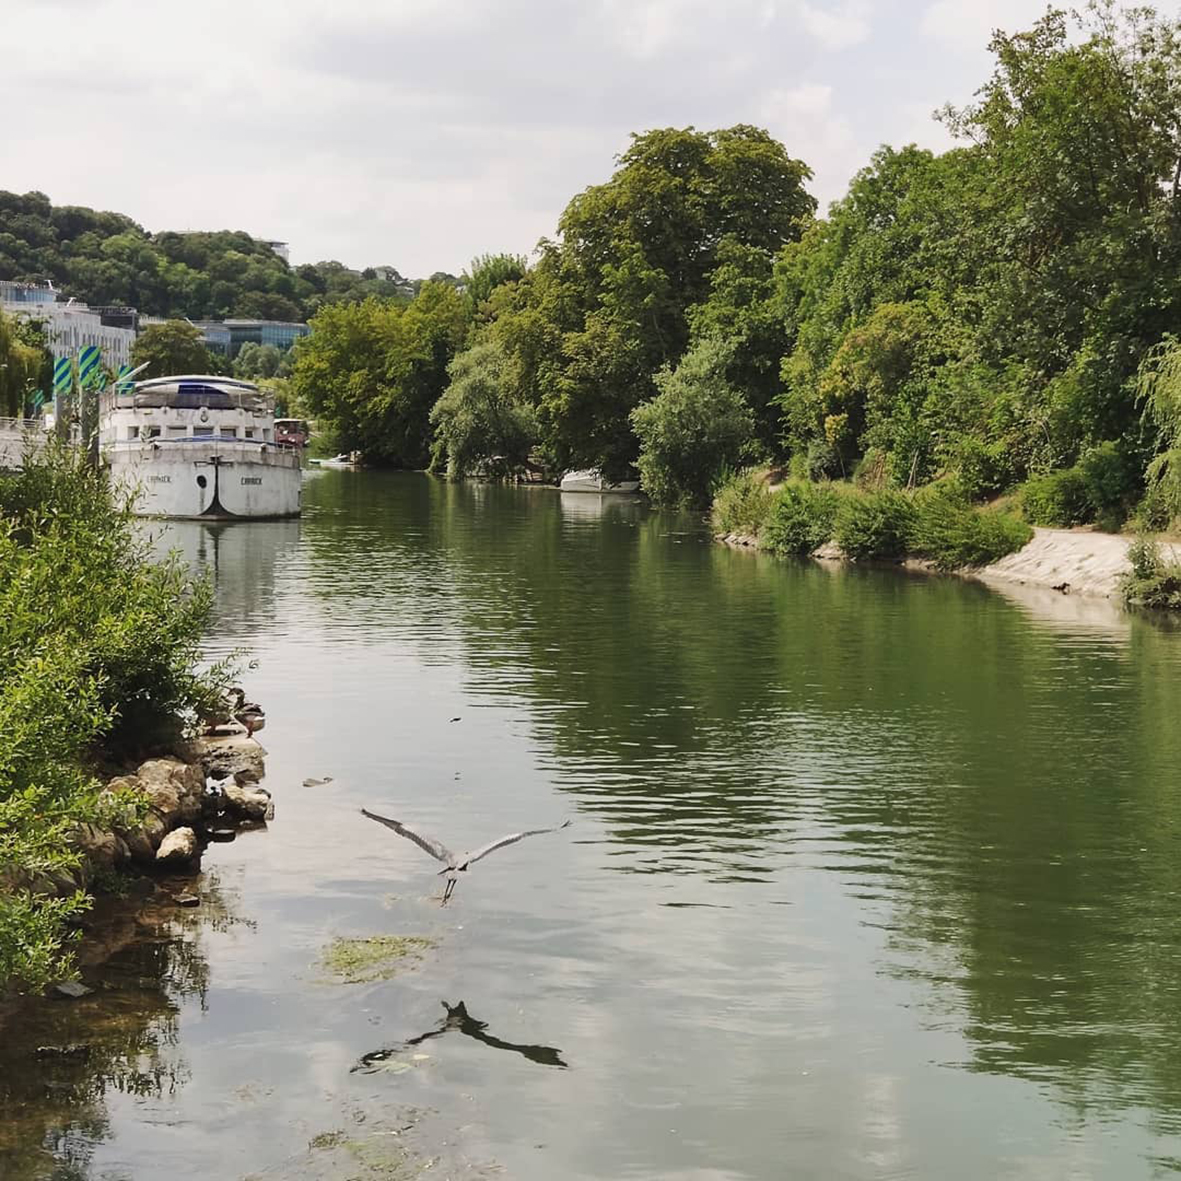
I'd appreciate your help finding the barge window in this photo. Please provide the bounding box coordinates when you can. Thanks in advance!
[167,426,186,438]
[127,426,139,439]
[193,427,214,437]
[221,427,237,438]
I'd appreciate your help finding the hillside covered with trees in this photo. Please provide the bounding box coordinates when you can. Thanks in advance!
[0,193,429,321]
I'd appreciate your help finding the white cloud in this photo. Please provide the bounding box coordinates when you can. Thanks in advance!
[797,1,871,50]
[919,0,1045,53]
[760,84,862,209]
[7,0,1177,276]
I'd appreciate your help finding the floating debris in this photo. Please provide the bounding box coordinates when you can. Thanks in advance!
[35,1043,90,1059]
[302,776,335,788]
[51,980,93,1000]
[318,935,436,984]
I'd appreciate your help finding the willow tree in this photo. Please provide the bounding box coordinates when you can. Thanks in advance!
[1137,338,1181,525]
[0,309,47,417]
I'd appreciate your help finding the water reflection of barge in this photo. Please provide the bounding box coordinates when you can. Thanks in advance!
[100,375,302,519]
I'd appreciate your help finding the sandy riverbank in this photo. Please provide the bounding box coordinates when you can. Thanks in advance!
[720,526,1181,600]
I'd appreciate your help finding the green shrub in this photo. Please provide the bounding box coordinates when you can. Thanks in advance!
[835,489,917,561]
[761,482,840,556]
[910,490,1032,570]
[948,436,1011,500]
[1121,536,1181,609]
[1020,467,1091,527]
[1138,447,1181,531]
[631,337,756,508]
[710,470,775,536]
[0,447,233,990]
[852,447,890,490]
[1079,441,1136,532]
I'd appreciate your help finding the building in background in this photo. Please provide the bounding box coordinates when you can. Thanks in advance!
[155,317,310,361]
[192,321,233,357]
[263,240,290,263]
[0,281,135,370]
[0,280,57,306]
[222,319,310,357]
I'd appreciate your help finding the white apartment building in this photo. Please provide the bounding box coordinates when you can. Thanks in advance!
[0,281,136,370]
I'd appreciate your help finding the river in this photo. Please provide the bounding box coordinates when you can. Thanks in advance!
[5,470,1181,1180]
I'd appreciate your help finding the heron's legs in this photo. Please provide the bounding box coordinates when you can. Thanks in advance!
[442,877,456,905]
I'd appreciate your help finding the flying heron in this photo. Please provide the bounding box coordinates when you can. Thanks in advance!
[360,809,572,903]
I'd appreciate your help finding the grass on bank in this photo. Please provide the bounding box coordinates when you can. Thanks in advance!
[0,445,232,993]
[1121,537,1181,609]
[712,471,1033,571]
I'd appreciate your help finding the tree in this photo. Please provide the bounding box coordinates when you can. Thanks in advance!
[290,284,467,466]
[687,237,788,454]
[233,342,283,379]
[476,126,815,477]
[630,336,756,507]
[0,309,48,417]
[462,253,528,321]
[429,341,539,479]
[131,321,214,378]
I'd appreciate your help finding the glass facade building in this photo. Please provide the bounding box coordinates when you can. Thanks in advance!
[222,320,310,357]
[0,280,56,304]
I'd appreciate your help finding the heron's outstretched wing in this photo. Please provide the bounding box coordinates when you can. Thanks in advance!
[463,819,571,867]
[360,809,455,865]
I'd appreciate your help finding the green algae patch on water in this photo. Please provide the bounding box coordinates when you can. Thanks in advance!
[317,935,435,984]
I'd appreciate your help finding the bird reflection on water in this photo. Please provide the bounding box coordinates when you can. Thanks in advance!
[354,1001,569,1072]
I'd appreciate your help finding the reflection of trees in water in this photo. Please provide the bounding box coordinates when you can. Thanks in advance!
[0,871,250,1180]
[303,473,1181,1129]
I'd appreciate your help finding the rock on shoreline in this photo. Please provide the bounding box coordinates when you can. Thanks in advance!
[21,722,274,900]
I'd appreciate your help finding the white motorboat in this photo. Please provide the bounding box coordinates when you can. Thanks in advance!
[100,375,302,519]
[311,452,361,469]
[559,468,641,493]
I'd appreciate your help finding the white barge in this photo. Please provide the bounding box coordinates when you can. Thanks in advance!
[100,375,302,519]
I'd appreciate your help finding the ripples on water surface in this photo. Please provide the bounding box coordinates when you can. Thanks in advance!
[5,471,1181,1180]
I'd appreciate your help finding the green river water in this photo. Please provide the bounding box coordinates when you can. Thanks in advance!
[3,470,1181,1180]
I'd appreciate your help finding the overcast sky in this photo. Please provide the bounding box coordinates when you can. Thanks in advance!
[6,0,1178,277]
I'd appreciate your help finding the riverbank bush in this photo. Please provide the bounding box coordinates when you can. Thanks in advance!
[909,490,1033,570]
[761,482,840,556]
[1020,468,1091,527]
[0,448,229,992]
[1121,537,1181,609]
[710,470,776,538]
[712,476,1032,570]
[834,490,917,561]
[1020,445,1138,532]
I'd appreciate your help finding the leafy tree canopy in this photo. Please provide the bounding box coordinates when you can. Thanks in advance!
[130,321,216,379]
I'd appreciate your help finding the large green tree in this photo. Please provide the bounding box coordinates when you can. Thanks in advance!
[291,284,467,466]
[775,2,1181,497]
[130,321,215,378]
[429,341,539,478]
[440,125,814,480]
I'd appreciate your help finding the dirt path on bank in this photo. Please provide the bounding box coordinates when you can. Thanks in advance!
[720,526,1180,601]
[972,527,1180,599]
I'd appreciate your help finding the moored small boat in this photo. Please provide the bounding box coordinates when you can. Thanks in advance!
[559,468,641,494]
